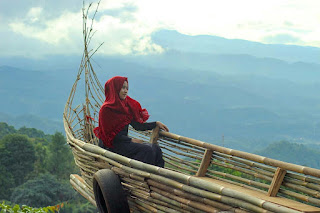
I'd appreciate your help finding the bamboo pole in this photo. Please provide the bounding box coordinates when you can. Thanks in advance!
[281,183,320,201]
[283,177,320,191]
[150,186,217,213]
[206,168,270,190]
[138,198,180,213]
[163,153,201,167]
[159,139,205,156]
[214,152,276,174]
[132,198,162,213]
[164,159,197,174]
[130,190,190,213]
[209,158,273,182]
[278,189,320,206]
[70,176,96,206]
[286,171,320,185]
[213,154,275,178]
[161,146,202,161]
[121,177,150,192]
[163,153,199,174]
[205,173,268,194]
[158,137,205,152]
[129,198,154,213]
[70,174,94,198]
[151,191,204,213]
[147,179,247,212]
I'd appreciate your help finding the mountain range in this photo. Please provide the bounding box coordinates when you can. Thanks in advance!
[1,29,320,152]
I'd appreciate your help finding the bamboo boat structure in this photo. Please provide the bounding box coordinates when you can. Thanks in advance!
[63,3,320,213]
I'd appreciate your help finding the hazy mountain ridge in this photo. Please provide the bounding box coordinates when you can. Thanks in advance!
[151,29,320,64]
[129,50,320,84]
[0,112,63,134]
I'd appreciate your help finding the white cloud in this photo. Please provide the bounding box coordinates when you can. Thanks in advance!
[4,0,320,57]
[10,8,81,45]
[92,11,164,55]
[8,2,164,56]
[26,7,43,23]
[134,0,320,47]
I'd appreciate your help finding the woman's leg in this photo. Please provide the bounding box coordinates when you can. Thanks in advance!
[151,144,165,168]
[143,143,164,167]
[112,142,156,165]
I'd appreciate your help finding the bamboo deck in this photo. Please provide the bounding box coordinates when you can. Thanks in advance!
[198,177,320,213]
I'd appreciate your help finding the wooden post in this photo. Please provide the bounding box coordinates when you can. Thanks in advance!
[150,126,160,144]
[196,149,213,177]
[267,167,287,197]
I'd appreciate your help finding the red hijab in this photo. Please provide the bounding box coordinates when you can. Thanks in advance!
[93,76,149,147]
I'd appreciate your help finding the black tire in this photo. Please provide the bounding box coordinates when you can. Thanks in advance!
[93,169,130,213]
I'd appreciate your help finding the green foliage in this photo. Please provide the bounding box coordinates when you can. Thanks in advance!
[59,195,97,213]
[17,127,46,140]
[0,122,16,140]
[0,201,61,213]
[32,142,48,177]
[0,165,14,200]
[0,123,51,141]
[10,173,74,208]
[0,123,90,211]
[0,134,36,187]
[255,140,320,169]
[47,132,76,180]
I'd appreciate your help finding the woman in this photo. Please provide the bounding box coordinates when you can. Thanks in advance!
[94,76,169,167]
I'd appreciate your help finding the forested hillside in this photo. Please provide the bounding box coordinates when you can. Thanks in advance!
[255,140,320,169]
[0,122,97,212]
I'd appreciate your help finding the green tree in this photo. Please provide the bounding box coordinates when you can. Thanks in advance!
[10,173,74,208]
[17,126,52,141]
[0,122,16,139]
[31,141,49,177]
[0,164,14,200]
[0,134,36,187]
[47,132,75,180]
[61,195,97,213]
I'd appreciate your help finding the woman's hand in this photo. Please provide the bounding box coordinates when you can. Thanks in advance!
[132,138,144,143]
[156,121,169,132]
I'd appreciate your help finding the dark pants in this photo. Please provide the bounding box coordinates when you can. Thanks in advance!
[99,139,165,168]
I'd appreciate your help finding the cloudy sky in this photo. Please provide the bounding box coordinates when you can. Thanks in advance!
[1,0,319,58]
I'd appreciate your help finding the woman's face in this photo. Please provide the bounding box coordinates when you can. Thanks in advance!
[119,81,128,100]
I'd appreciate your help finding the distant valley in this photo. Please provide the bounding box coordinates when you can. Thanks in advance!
[1,30,320,153]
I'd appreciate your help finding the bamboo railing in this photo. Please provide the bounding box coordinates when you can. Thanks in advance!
[63,2,320,212]
[156,131,320,211]
[64,113,320,212]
